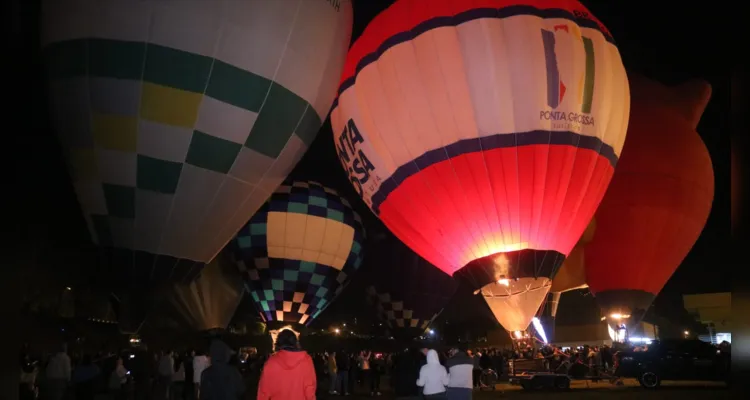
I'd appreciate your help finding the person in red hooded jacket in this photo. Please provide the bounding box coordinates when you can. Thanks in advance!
[257,329,316,400]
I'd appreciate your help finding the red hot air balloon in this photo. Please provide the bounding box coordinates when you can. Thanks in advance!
[331,0,629,333]
[584,73,714,330]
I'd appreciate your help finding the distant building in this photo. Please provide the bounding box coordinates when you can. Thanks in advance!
[683,292,731,343]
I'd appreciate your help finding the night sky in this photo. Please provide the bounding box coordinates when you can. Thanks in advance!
[14,1,729,330]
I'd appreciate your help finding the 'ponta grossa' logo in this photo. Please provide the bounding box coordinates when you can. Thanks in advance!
[540,24,596,127]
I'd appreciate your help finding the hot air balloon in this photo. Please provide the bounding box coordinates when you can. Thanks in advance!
[331,0,629,334]
[150,250,244,333]
[584,73,714,334]
[365,234,457,339]
[41,0,352,331]
[232,181,365,328]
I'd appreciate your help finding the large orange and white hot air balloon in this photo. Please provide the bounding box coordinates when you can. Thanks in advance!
[331,0,629,333]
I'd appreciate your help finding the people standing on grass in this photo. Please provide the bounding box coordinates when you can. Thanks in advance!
[417,349,449,399]
[257,329,315,400]
[445,345,473,400]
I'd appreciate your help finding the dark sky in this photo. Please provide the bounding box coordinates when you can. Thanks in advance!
[15,1,730,329]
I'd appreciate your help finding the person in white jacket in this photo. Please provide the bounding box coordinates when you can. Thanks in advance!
[416,349,449,398]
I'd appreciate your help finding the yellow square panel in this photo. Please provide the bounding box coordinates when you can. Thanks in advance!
[275,311,284,321]
[283,212,309,250]
[266,246,285,259]
[299,314,308,325]
[298,304,309,314]
[410,320,419,328]
[140,82,202,128]
[293,292,305,303]
[301,215,326,252]
[68,148,99,180]
[282,301,292,312]
[91,113,138,152]
[266,212,287,248]
[403,310,413,319]
[301,249,320,262]
[317,253,336,269]
[283,247,303,261]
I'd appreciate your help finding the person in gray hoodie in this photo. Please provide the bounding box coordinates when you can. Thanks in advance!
[199,339,245,400]
[445,345,474,400]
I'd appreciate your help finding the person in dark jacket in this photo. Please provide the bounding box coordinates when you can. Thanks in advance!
[445,346,473,400]
[335,350,351,395]
[199,340,245,400]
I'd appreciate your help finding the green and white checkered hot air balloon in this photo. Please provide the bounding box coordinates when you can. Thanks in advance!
[42,0,352,331]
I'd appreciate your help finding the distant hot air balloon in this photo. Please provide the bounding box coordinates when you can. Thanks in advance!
[365,235,457,339]
[585,73,714,332]
[331,0,629,333]
[41,0,352,331]
[232,181,365,328]
[152,250,244,333]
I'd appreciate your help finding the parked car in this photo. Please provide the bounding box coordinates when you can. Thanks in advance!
[614,339,730,388]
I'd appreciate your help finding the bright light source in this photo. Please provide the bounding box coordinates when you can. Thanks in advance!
[600,316,607,321]
[129,354,135,359]
[65,287,71,291]
[531,317,548,344]
[343,323,346,327]
[429,329,435,335]
[513,331,523,339]
[334,328,340,334]
[684,330,689,335]
[497,278,510,286]
[610,313,622,319]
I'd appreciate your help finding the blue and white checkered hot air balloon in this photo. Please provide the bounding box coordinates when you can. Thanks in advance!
[232,181,365,327]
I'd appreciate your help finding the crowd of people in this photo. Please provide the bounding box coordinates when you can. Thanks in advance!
[19,341,241,400]
[19,335,733,399]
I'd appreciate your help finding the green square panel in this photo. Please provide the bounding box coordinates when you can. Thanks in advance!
[326,209,344,222]
[315,287,328,298]
[317,299,327,308]
[90,214,113,247]
[271,279,283,291]
[185,130,242,173]
[136,155,183,194]
[143,44,212,93]
[88,38,145,80]
[236,236,252,249]
[263,289,274,300]
[310,273,324,286]
[251,291,260,302]
[284,270,299,281]
[351,241,361,255]
[44,39,87,79]
[300,261,316,273]
[205,60,271,112]
[249,223,266,235]
[260,300,269,311]
[101,184,135,219]
[287,202,308,214]
[294,106,322,146]
[244,83,307,158]
[308,196,327,207]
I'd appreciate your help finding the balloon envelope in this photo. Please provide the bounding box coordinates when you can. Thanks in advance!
[155,250,244,332]
[42,0,352,299]
[331,0,628,332]
[585,74,714,326]
[232,181,365,326]
[365,235,457,338]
